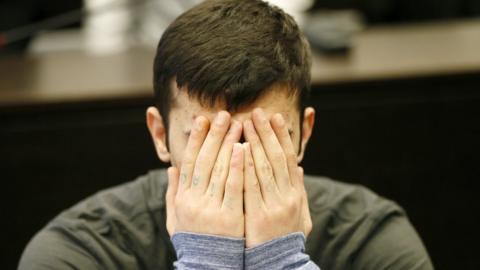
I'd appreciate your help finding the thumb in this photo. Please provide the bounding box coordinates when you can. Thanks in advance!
[297,166,304,186]
[298,166,312,237]
[166,166,179,236]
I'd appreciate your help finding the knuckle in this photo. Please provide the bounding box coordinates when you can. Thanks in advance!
[260,162,272,175]
[190,128,204,140]
[226,180,239,193]
[209,125,224,138]
[222,197,236,211]
[230,156,242,169]
[246,158,255,168]
[196,149,208,165]
[226,127,240,140]
[250,178,261,190]
[211,163,224,179]
[258,116,269,126]
[272,151,286,163]
[182,158,195,168]
[248,132,260,143]
[195,153,208,166]
[286,153,297,165]
[207,183,216,197]
[264,180,275,192]
[285,196,300,213]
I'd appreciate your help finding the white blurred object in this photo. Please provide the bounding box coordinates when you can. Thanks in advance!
[84,0,133,55]
[264,0,314,27]
[137,0,200,47]
[83,0,201,53]
[29,30,86,54]
[31,0,307,54]
[304,10,365,54]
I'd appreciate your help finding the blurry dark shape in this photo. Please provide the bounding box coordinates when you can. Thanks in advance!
[1,9,84,51]
[304,10,364,54]
[0,0,169,55]
[310,0,480,24]
[0,0,82,55]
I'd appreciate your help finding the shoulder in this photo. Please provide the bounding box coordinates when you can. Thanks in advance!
[304,174,433,270]
[67,169,168,218]
[19,169,173,270]
[304,174,402,221]
[52,169,169,233]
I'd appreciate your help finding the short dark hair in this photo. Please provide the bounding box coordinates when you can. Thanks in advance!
[153,0,311,140]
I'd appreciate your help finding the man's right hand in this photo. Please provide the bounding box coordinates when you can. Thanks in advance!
[165,111,245,238]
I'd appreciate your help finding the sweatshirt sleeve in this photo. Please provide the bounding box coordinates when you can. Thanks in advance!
[171,232,244,269]
[244,232,320,270]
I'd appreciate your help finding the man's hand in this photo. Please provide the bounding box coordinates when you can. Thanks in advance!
[243,108,312,248]
[165,111,245,238]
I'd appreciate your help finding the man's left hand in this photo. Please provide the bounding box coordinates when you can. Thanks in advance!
[243,108,312,248]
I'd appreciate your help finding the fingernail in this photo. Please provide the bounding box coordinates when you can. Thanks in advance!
[274,113,285,126]
[231,120,240,129]
[253,108,263,114]
[253,108,265,119]
[195,116,204,131]
[243,119,252,132]
[215,111,229,125]
[233,143,242,154]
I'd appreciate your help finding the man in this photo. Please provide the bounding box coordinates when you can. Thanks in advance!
[19,0,433,269]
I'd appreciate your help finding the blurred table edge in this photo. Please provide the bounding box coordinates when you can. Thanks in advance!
[311,18,480,85]
[1,18,480,107]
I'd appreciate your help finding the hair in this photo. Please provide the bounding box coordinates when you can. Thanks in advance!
[153,0,312,147]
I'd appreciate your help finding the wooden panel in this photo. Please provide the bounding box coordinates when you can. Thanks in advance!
[311,19,480,84]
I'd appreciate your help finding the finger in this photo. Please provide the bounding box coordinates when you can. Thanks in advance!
[243,119,278,202]
[190,111,231,193]
[179,116,209,191]
[251,108,290,191]
[298,167,313,236]
[166,166,180,236]
[222,143,244,211]
[243,142,265,213]
[298,166,306,190]
[207,120,242,201]
[271,113,299,187]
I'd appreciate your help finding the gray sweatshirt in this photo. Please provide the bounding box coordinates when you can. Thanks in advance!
[172,232,319,269]
[19,169,433,269]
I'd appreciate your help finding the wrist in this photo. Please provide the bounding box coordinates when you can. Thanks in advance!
[245,232,308,269]
[172,232,245,268]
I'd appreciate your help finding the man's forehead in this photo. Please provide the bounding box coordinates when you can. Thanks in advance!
[174,94,296,123]
[170,79,299,112]
[171,85,298,121]
[186,110,293,122]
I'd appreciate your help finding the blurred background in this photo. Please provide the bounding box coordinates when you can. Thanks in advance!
[1,0,480,269]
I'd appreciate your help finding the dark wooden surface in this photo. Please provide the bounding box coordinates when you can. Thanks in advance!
[305,74,480,270]
[2,19,480,269]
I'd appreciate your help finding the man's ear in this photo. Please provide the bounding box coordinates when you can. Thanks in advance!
[297,107,315,163]
[146,107,171,163]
